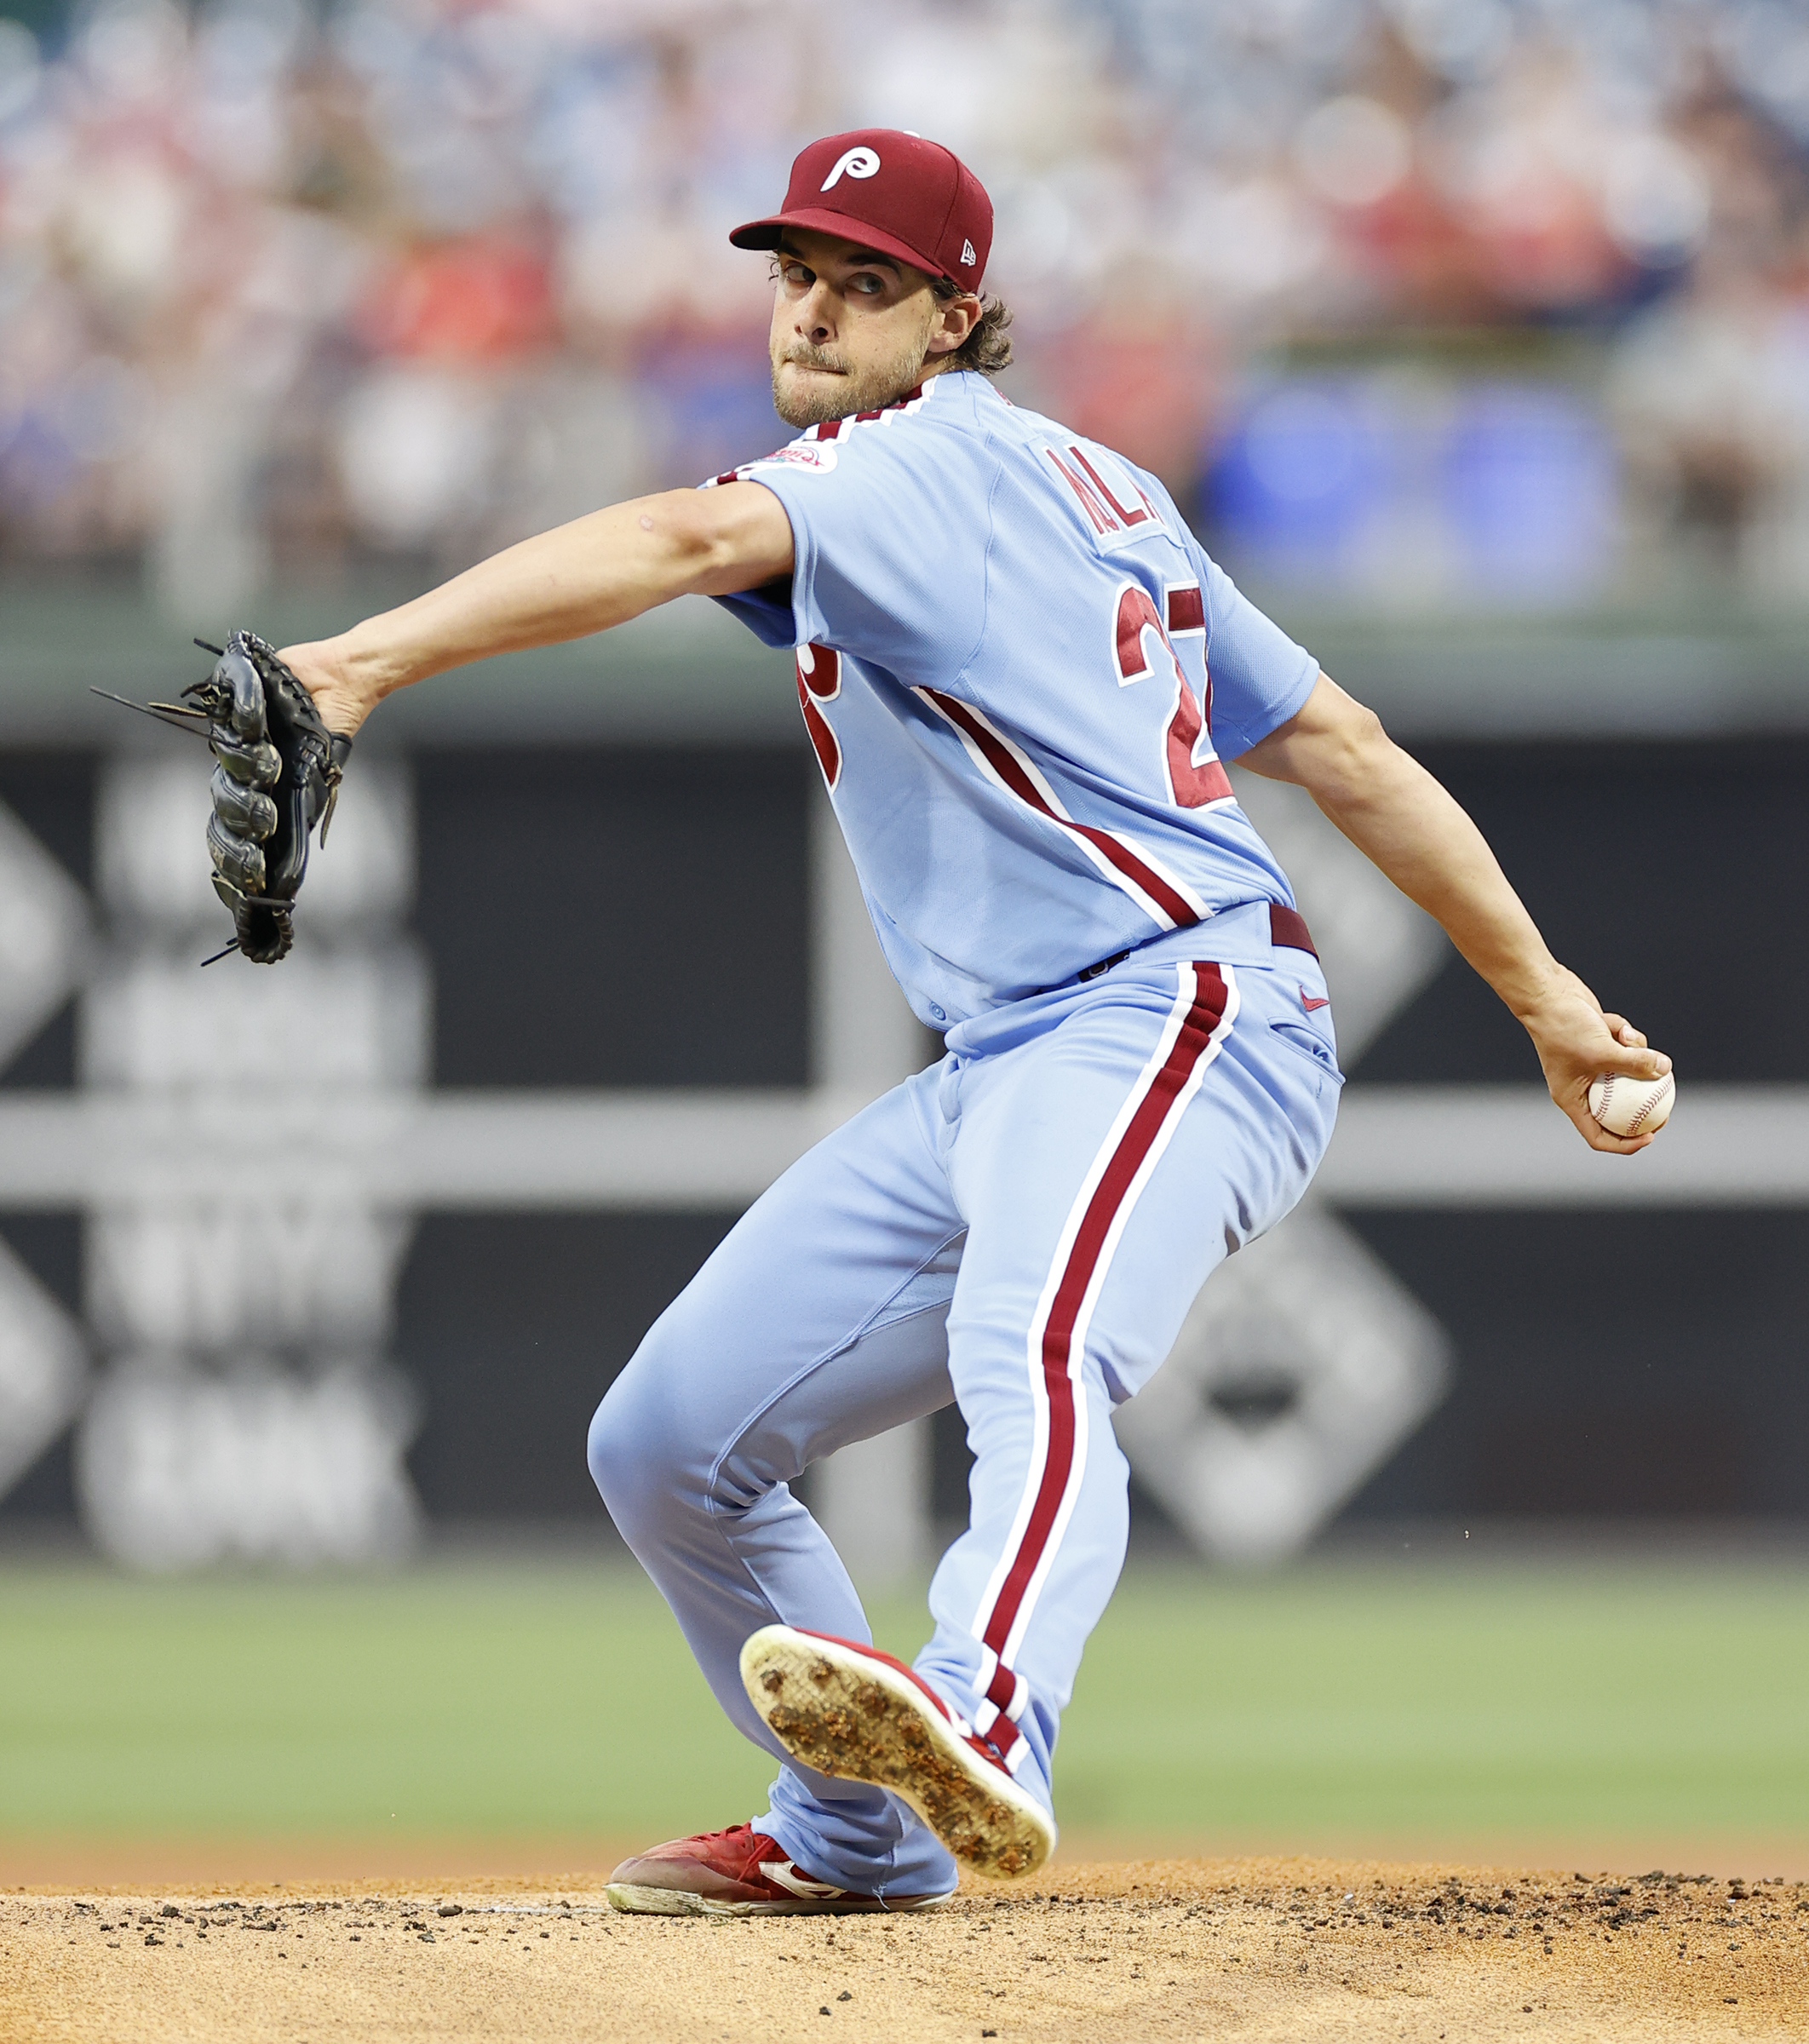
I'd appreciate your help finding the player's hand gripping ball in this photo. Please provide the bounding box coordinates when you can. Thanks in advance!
[187,630,353,964]
[1588,1069,1675,1138]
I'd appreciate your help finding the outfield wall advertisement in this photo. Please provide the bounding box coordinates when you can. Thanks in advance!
[0,735,1805,1569]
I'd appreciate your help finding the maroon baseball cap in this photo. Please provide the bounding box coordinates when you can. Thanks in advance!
[730,129,992,290]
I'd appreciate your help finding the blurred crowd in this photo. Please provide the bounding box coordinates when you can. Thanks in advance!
[4,0,1809,615]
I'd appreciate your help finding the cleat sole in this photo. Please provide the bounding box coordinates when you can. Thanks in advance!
[739,1626,1055,1881]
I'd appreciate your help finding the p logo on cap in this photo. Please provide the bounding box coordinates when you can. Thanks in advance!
[822,146,881,191]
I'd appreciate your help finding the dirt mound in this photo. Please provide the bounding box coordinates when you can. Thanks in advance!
[3,1857,1805,2041]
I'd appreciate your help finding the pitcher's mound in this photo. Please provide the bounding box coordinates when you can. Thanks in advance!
[4,1857,1802,2041]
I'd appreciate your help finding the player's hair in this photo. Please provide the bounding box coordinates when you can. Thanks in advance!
[933,278,1014,375]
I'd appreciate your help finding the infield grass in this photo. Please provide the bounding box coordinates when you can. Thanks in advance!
[3,1552,1806,1858]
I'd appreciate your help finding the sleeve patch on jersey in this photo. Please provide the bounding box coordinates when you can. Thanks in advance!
[746,441,839,474]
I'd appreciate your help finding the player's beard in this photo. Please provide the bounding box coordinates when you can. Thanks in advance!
[771,335,931,428]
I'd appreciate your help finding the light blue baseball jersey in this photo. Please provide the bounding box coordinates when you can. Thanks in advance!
[709,370,1319,1029]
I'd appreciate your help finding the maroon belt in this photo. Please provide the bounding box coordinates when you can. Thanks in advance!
[1067,902,1317,990]
[1268,903,1318,958]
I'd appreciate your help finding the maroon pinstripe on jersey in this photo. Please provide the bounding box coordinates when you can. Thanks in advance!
[917,687,1208,932]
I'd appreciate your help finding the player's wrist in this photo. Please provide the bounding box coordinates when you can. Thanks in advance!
[272,634,382,738]
[326,624,416,716]
[1496,957,1574,1031]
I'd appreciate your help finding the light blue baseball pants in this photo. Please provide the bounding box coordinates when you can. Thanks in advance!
[588,909,1341,1901]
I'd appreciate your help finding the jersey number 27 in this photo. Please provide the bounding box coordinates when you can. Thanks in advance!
[795,581,1230,812]
[1111,583,1232,809]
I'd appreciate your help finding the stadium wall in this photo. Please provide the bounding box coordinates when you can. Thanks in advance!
[1,600,1806,1564]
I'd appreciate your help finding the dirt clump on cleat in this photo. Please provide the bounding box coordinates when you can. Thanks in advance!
[741,1624,1055,1881]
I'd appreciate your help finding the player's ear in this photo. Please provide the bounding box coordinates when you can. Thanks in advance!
[928,292,980,355]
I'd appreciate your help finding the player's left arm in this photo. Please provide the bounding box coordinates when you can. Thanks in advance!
[1236,671,1670,1154]
[274,482,795,738]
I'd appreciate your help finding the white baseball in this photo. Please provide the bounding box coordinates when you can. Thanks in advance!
[1588,1070,1675,1138]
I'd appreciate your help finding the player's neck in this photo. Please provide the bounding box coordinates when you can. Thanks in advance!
[852,356,962,417]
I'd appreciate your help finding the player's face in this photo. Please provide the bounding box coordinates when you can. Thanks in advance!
[769,230,968,427]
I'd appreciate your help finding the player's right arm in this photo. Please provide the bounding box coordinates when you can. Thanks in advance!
[1238,669,1671,1155]
[275,482,795,737]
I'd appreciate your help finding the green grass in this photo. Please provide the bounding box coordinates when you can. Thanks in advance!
[3,1556,1805,1852]
[1057,1562,1809,1846]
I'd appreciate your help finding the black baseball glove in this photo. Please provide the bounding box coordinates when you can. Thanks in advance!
[184,630,353,964]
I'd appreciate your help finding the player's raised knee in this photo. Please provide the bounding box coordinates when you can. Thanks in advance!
[584,1326,707,1533]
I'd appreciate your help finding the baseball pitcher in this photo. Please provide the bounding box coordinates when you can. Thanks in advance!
[264,131,1670,1915]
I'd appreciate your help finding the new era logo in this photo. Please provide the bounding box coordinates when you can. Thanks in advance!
[961,238,977,266]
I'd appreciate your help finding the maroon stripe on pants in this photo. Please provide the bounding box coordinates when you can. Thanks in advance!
[979,962,1231,1660]
[981,1710,1024,1765]
[985,1663,1019,1714]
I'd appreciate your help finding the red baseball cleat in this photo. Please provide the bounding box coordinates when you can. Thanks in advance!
[605,1823,950,1917]
[739,1625,1056,1880]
